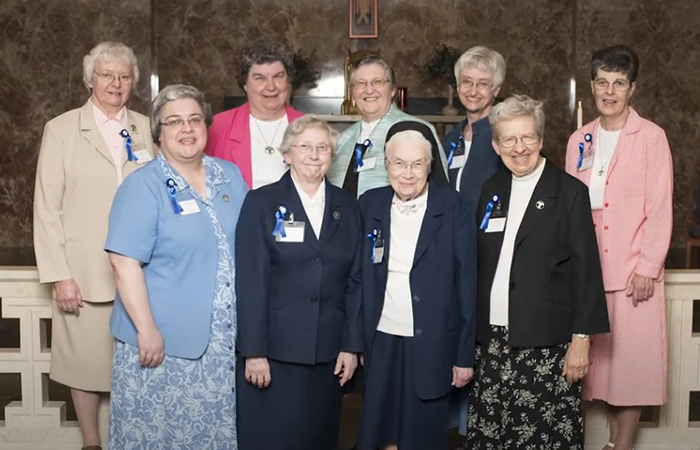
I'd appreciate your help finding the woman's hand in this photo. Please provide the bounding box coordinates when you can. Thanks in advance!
[335,352,358,387]
[52,279,83,315]
[246,357,272,388]
[626,273,654,306]
[452,366,474,388]
[137,325,164,368]
[562,335,590,384]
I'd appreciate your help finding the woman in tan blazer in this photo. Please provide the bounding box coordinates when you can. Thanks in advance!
[33,41,154,450]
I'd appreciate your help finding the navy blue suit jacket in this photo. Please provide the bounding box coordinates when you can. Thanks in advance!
[235,171,363,365]
[359,182,477,400]
[442,116,503,217]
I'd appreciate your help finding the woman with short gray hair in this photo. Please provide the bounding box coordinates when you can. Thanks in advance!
[327,54,448,197]
[34,40,154,450]
[106,84,248,448]
[467,94,609,449]
[235,114,362,450]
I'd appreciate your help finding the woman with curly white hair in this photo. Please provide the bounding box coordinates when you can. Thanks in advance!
[34,41,154,450]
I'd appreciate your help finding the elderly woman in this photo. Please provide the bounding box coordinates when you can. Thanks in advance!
[105,84,248,448]
[357,121,476,450]
[565,46,673,450]
[443,46,505,216]
[206,39,304,188]
[33,41,153,450]
[235,115,362,450]
[327,54,448,197]
[467,95,610,449]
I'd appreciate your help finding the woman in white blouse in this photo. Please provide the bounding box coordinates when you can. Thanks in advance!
[467,95,609,449]
[357,121,477,450]
[235,115,363,450]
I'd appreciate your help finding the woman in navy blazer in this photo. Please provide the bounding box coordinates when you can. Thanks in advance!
[357,121,477,450]
[235,115,363,450]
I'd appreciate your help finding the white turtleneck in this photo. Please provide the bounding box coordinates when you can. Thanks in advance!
[489,159,546,326]
[377,186,429,336]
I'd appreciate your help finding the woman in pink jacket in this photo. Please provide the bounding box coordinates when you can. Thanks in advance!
[565,45,673,450]
[205,39,303,189]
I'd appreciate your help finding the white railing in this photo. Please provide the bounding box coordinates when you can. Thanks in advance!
[0,267,109,450]
[1,267,699,449]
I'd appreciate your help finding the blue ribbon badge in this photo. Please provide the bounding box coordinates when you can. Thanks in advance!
[166,178,183,214]
[354,139,372,171]
[447,135,465,167]
[447,141,457,167]
[120,129,138,162]
[272,206,288,239]
[367,228,381,262]
[479,194,500,230]
[577,133,593,169]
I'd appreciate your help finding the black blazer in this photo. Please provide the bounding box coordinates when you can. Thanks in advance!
[475,161,610,348]
[235,171,363,365]
[359,182,477,400]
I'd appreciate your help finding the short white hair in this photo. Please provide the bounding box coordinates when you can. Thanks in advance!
[453,46,506,89]
[385,130,433,162]
[489,94,545,139]
[82,41,139,89]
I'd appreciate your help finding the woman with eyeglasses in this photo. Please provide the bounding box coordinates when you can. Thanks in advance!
[206,39,303,189]
[235,115,363,450]
[33,41,155,450]
[467,95,609,449]
[327,54,449,197]
[565,46,673,450]
[357,121,476,450]
[106,84,248,448]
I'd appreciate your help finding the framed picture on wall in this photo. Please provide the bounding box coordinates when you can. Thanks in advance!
[349,0,378,38]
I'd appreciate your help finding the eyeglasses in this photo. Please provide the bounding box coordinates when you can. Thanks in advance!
[160,115,205,128]
[497,134,541,148]
[93,71,134,84]
[352,79,389,91]
[592,79,632,92]
[386,158,429,173]
[457,79,493,91]
[249,72,288,85]
[292,143,333,154]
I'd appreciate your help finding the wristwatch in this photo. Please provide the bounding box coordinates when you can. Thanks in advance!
[573,333,589,339]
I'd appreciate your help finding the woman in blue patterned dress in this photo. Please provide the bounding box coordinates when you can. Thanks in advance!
[105,84,248,449]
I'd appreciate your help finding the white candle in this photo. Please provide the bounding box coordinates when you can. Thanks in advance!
[577,101,583,129]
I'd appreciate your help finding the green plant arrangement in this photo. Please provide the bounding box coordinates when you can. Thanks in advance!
[290,50,321,90]
[416,45,461,88]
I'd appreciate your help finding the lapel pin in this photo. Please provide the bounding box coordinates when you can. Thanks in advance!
[130,124,138,133]
[222,194,230,202]
[535,200,545,210]
[333,210,341,220]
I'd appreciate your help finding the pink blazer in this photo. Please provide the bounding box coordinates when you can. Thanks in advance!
[205,102,304,188]
[565,107,673,291]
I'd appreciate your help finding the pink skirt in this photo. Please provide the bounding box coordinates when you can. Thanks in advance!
[583,287,668,406]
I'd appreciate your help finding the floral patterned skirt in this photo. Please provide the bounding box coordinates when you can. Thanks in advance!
[466,326,583,450]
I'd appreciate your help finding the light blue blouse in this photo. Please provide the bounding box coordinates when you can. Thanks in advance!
[106,153,248,359]
[326,104,448,197]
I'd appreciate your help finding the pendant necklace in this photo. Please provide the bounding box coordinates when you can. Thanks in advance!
[252,116,284,154]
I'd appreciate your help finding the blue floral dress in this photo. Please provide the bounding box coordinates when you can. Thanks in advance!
[109,155,238,450]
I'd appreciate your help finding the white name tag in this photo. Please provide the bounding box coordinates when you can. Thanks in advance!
[450,154,466,169]
[485,217,506,233]
[133,150,153,164]
[179,199,201,215]
[578,156,593,171]
[373,246,384,264]
[276,221,305,243]
[356,157,377,172]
